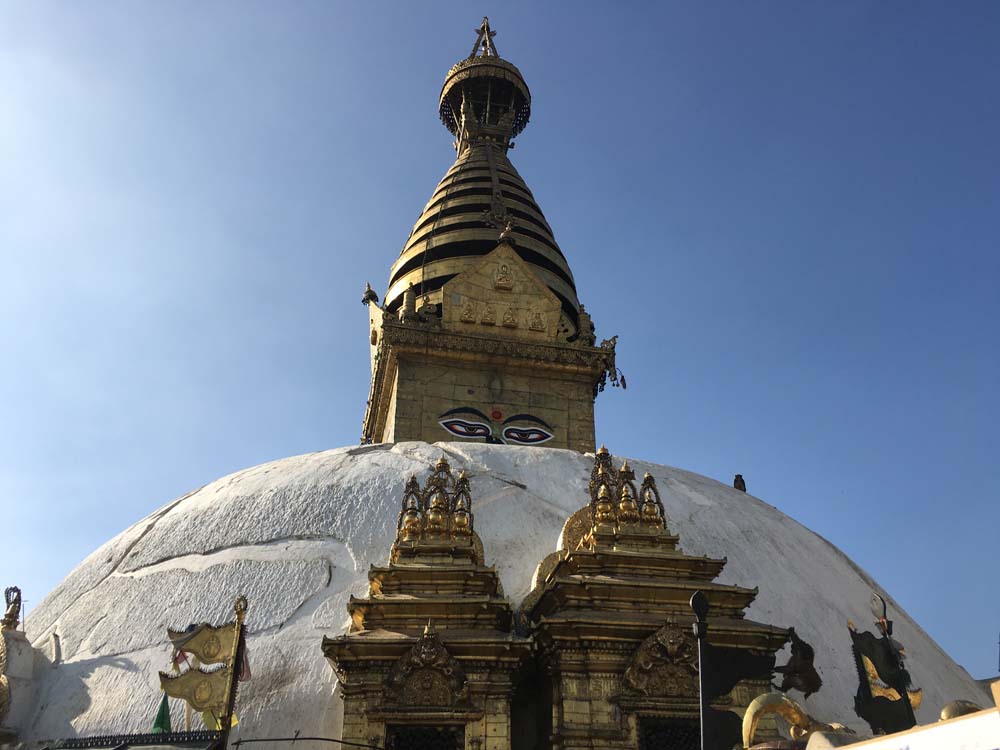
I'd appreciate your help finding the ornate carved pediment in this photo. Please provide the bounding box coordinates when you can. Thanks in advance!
[385,624,469,708]
[624,620,699,698]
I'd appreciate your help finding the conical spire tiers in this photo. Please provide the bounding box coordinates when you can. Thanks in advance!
[384,19,580,335]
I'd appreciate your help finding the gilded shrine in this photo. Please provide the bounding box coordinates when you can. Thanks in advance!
[323,456,531,750]
[523,447,788,749]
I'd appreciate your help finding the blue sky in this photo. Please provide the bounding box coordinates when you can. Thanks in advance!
[2,2,998,678]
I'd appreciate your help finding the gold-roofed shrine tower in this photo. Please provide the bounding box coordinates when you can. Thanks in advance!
[363,18,622,453]
[323,456,531,750]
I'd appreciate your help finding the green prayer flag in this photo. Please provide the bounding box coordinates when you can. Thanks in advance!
[151,691,172,734]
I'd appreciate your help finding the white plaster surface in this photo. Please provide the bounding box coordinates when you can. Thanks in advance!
[1,630,38,734]
[22,442,990,743]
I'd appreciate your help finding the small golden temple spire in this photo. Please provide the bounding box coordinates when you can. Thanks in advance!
[639,472,666,528]
[391,457,477,554]
[583,449,672,546]
[618,482,640,524]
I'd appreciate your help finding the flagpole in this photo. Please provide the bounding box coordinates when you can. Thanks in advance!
[690,591,710,750]
[185,655,198,731]
[876,615,916,726]
[219,595,248,749]
[870,593,916,727]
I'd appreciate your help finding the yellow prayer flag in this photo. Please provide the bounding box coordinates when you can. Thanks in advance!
[167,622,237,665]
[158,666,230,713]
[200,710,238,730]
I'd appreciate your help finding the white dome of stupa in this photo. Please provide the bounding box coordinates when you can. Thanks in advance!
[20,441,989,743]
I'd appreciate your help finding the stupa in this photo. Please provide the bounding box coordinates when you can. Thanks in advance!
[3,17,991,750]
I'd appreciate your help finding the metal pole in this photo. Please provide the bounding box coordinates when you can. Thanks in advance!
[878,617,916,726]
[690,590,710,750]
[220,596,248,749]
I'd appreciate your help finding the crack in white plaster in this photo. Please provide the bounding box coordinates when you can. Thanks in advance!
[112,536,353,579]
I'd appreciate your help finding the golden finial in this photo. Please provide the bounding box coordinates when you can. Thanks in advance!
[597,444,609,456]
[424,619,436,636]
[436,454,450,471]
[619,482,639,524]
[594,483,616,528]
[451,470,473,537]
[618,460,635,483]
[639,473,665,528]
[470,17,499,58]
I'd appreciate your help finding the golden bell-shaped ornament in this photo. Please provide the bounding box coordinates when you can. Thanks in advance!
[618,483,640,524]
[400,507,423,541]
[595,484,616,525]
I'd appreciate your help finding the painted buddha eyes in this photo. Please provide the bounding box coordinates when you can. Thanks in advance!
[438,408,554,445]
[501,426,553,445]
[438,418,492,439]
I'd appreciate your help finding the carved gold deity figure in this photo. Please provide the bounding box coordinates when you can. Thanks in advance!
[494,263,514,290]
[460,301,477,323]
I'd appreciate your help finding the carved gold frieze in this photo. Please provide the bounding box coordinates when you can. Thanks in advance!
[438,244,561,343]
[623,620,699,698]
[385,622,469,708]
